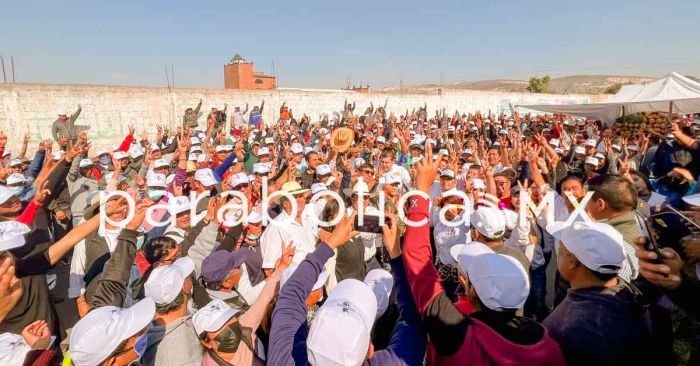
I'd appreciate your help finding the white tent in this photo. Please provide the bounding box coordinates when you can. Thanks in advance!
[518,72,700,124]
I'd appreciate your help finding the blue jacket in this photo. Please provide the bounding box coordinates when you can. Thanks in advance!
[268,243,426,366]
[543,279,655,366]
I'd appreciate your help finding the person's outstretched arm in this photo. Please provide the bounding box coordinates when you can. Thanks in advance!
[268,243,334,366]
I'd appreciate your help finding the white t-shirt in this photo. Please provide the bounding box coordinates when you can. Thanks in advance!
[433,219,470,266]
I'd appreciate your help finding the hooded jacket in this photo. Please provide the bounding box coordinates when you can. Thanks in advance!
[543,279,654,366]
[141,315,203,366]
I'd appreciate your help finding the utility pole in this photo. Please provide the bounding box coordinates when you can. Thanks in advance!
[10,56,15,82]
[0,56,6,83]
[171,65,175,87]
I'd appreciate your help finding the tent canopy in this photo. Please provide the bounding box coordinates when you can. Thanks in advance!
[517,72,700,123]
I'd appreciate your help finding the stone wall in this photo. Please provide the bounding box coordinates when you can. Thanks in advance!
[0,83,600,152]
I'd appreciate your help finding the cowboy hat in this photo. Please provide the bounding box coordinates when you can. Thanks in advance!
[330,127,355,153]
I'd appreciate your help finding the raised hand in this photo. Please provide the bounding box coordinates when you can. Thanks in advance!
[0,256,22,322]
[21,320,51,350]
[415,139,441,193]
[128,124,136,136]
[275,241,296,271]
[33,181,51,206]
[23,132,30,144]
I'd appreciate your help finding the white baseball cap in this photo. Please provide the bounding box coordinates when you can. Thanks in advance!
[611,144,621,151]
[462,148,473,156]
[194,168,217,187]
[129,145,144,159]
[171,196,191,215]
[316,164,331,176]
[187,153,199,161]
[230,172,250,188]
[554,147,564,155]
[449,242,529,310]
[381,173,402,186]
[6,173,27,186]
[0,221,30,251]
[306,279,377,366]
[376,136,386,143]
[547,221,625,274]
[215,145,229,153]
[0,333,30,365]
[150,143,162,151]
[146,172,167,188]
[470,207,505,238]
[145,257,195,305]
[8,159,22,167]
[440,169,455,179]
[585,139,597,147]
[291,143,304,154]
[628,144,639,151]
[69,297,155,366]
[311,182,327,195]
[113,151,129,160]
[585,157,599,166]
[257,147,270,156]
[253,163,270,175]
[472,178,486,190]
[96,148,109,157]
[264,137,274,145]
[353,158,366,168]
[190,145,203,154]
[153,158,169,169]
[190,136,201,145]
[574,146,586,155]
[549,138,560,147]
[78,158,94,168]
[364,269,393,319]
[192,299,241,337]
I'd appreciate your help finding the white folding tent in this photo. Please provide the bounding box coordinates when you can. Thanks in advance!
[517,72,700,124]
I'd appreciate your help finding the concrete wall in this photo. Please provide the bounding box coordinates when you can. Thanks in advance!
[0,83,599,152]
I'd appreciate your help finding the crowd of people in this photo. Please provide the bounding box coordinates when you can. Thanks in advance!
[0,98,699,366]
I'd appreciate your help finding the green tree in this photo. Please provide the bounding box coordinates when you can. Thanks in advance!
[526,75,551,93]
[686,75,700,83]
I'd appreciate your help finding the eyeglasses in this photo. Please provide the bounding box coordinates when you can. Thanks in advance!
[362,170,374,175]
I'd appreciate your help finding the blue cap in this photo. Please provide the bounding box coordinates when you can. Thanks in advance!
[201,250,248,283]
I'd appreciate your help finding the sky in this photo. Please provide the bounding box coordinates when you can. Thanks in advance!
[1,0,699,89]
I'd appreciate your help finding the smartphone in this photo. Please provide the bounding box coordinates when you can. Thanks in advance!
[641,216,664,265]
[354,215,389,234]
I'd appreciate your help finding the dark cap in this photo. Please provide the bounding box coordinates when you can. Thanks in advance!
[201,249,248,283]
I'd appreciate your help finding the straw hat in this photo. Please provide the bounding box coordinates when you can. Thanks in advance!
[330,127,355,153]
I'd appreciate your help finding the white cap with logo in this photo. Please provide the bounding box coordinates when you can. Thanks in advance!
[194,168,218,187]
[69,297,156,366]
[153,159,170,169]
[230,172,250,188]
[306,279,377,366]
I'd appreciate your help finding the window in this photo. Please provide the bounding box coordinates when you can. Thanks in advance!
[255,79,263,84]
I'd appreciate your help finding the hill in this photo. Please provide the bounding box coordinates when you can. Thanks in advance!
[383,75,656,95]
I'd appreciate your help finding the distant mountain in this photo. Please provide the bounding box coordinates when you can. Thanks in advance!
[383,75,656,95]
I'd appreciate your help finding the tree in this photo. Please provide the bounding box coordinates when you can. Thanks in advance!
[604,83,623,94]
[526,75,551,93]
[686,75,700,83]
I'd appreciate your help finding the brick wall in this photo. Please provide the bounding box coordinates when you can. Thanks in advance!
[0,83,599,154]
